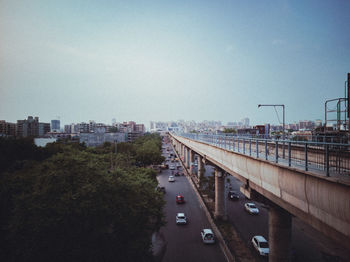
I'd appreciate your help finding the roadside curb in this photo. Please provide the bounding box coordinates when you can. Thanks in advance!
[171,144,235,262]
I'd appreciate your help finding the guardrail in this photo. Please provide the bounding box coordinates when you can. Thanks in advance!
[174,133,350,177]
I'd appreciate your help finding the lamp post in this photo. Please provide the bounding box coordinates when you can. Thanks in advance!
[258,104,285,158]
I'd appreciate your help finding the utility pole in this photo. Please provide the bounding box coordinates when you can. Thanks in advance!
[258,104,285,158]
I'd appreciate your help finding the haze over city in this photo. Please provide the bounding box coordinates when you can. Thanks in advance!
[1,0,349,127]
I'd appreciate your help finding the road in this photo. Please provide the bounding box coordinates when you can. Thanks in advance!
[201,164,350,261]
[157,144,227,262]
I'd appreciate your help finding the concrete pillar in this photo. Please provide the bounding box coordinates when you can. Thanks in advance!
[185,148,190,168]
[190,150,195,174]
[269,205,292,262]
[198,155,204,183]
[214,168,224,220]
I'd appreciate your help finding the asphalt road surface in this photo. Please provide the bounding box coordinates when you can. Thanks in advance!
[157,145,227,262]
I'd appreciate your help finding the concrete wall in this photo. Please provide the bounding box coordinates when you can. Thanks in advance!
[171,134,350,248]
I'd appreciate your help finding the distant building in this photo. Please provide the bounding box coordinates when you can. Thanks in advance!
[79,132,127,147]
[0,120,16,136]
[16,116,50,137]
[135,124,145,133]
[64,124,72,134]
[241,117,250,128]
[299,120,314,130]
[287,123,299,131]
[39,123,51,136]
[51,120,60,132]
[315,119,322,127]
[78,122,90,133]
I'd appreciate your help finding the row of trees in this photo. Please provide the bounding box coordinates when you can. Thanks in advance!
[0,134,165,262]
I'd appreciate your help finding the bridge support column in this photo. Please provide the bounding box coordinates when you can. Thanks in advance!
[214,168,225,220]
[269,205,292,262]
[190,150,195,175]
[198,155,204,183]
[183,147,188,168]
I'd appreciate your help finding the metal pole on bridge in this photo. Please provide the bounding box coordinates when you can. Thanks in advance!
[258,104,285,158]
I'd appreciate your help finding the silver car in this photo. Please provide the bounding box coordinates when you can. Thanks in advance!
[244,203,259,214]
[252,235,269,256]
[201,229,215,244]
[176,213,187,225]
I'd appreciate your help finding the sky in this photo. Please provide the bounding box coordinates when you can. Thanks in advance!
[1,0,349,128]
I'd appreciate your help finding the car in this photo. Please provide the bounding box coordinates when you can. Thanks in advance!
[252,236,269,256]
[245,203,259,214]
[168,176,175,182]
[169,165,175,170]
[228,191,239,200]
[176,213,187,225]
[201,229,215,244]
[174,172,180,176]
[176,194,185,204]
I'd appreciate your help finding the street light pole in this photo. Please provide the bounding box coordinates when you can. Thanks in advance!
[258,104,285,158]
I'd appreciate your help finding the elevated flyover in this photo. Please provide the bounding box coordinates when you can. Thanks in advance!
[170,133,350,262]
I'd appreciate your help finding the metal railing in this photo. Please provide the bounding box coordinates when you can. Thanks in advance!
[174,133,350,177]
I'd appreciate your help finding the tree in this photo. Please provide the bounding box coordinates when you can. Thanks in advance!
[222,128,237,134]
[135,140,165,167]
[0,144,165,262]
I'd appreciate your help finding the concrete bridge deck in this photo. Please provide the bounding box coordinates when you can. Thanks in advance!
[170,133,350,258]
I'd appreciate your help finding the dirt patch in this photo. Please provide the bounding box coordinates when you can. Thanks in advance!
[217,221,257,262]
[195,177,257,262]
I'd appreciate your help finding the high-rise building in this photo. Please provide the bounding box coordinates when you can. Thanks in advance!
[51,120,60,132]
[16,116,50,137]
[39,123,51,136]
[17,116,39,137]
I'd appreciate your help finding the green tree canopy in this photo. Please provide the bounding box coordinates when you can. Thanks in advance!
[0,137,165,262]
[222,128,237,134]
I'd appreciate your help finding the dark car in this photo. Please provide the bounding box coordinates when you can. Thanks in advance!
[174,172,180,176]
[228,191,239,200]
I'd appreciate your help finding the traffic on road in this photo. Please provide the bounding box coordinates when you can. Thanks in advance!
[157,141,227,262]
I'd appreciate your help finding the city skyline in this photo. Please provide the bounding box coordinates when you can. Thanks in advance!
[1,115,325,131]
[1,1,349,126]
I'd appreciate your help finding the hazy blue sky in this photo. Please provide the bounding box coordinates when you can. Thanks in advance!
[1,0,349,127]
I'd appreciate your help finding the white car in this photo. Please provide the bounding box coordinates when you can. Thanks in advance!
[168,176,175,182]
[176,213,187,225]
[169,165,175,170]
[252,236,269,256]
[201,229,215,244]
[245,202,259,214]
